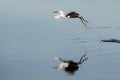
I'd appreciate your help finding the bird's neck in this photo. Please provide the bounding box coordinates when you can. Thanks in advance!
[59,12,66,18]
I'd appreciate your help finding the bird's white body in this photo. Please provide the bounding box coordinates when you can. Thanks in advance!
[59,62,69,69]
[54,57,68,69]
[54,11,66,19]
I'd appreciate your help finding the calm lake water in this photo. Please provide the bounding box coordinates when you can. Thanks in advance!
[0,0,120,80]
[1,16,120,80]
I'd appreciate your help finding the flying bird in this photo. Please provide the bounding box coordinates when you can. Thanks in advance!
[53,54,88,75]
[53,10,88,26]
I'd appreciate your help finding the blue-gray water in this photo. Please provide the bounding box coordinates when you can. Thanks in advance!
[0,0,120,80]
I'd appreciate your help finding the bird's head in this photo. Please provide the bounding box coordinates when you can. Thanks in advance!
[54,57,62,61]
[53,11,59,13]
[53,10,64,14]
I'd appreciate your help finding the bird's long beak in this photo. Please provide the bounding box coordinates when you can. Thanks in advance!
[53,11,58,13]
[53,67,58,69]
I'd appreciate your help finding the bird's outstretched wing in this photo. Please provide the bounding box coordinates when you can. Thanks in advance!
[66,12,79,18]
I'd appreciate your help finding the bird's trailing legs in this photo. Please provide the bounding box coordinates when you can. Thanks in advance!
[78,54,88,64]
[79,16,88,26]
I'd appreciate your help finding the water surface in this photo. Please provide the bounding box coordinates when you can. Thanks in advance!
[0,0,120,80]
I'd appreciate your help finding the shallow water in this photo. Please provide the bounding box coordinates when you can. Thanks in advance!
[1,16,120,80]
[1,0,120,80]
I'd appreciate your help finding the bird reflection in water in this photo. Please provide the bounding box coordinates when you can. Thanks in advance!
[53,54,88,75]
